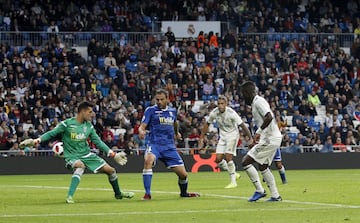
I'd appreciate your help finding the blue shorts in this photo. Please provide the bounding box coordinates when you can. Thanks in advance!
[273,148,282,162]
[146,143,184,168]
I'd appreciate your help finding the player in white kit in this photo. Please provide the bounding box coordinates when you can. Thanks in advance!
[199,95,253,188]
[241,81,282,202]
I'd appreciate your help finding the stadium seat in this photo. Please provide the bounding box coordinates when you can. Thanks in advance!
[353,120,360,128]
[267,33,275,41]
[129,54,138,62]
[125,61,138,72]
[22,33,30,41]
[315,105,326,116]
[40,31,49,41]
[309,121,320,131]
[291,33,299,40]
[108,67,118,78]
[298,33,309,41]
[142,16,152,29]
[42,60,49,68]
[289,126,300,133]
[78,33,92,41]
[115,128,126,135]
[274,34,281,41]
[191,100,204,113]
[97,57,105,69]
[202,95,210,102]
[314,115,325,124]
[22,123,34,132]
[287,132,298,143]
[112,33,120,41]
[285,116,293,126]
[282,33,291,41]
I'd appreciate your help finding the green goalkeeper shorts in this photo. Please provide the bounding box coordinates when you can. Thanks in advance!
[65,153,107,173]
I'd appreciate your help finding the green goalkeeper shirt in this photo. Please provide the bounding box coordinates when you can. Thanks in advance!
[40,117,111,159]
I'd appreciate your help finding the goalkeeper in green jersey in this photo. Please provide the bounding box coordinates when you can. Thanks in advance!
[20,101,134,203]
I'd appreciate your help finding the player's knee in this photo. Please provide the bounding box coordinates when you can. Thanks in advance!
[178,172,188,180]
[258,164,268,171]
[241,155,251,166]
[106,166,116,175]
[144,155,155,167]
[74,160,85,169]
[225,155,233,162]
[275,162,282,169]
[215,158,223,163]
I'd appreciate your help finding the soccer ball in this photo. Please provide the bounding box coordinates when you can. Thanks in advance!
[52,141,64,156]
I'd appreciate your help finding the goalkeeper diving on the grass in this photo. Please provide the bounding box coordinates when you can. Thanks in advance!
[19,101,134,204]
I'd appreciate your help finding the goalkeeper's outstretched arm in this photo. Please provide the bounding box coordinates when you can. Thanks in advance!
[20,122,65,148]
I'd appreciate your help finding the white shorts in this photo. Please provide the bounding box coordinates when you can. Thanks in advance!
[216,135,239,156]
[247,137,282,165]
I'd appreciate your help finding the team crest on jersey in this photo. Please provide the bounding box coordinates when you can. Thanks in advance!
[83,126,87,132]
[155,110,163,116]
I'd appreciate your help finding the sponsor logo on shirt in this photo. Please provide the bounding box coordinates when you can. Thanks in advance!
[70,132,87,141]
[159,116,174,125]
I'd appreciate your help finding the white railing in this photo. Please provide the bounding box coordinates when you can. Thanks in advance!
[0,32,357,48]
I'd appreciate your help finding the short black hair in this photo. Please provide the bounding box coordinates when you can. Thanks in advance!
[78,101,94,112]
[241,81,256,93]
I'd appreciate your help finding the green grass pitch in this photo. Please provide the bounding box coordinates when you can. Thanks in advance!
[0,169,360,223]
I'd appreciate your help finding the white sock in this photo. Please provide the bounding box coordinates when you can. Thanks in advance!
[261,168,280,198]
[227,160,236,184]
[218,159,228,171]
[279,166,285,174]
[244,164,264,193]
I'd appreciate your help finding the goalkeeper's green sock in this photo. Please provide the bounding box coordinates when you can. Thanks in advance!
[67,175,80,197]
[109,172,121,196]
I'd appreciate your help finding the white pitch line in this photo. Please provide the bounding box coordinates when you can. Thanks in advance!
[0,207,343,218]
[2,185,360,209]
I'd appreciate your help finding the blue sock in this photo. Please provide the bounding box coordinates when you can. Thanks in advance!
[178,178,188,196]
[279,166,287,183]
[143,169,153,195]
[280,172,287,183]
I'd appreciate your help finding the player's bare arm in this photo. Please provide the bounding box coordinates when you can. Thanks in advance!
[198,122,209,148]
[138,123,148,139]
[239,122,253,146]
[174,121,182,140]
[254,112,273,143]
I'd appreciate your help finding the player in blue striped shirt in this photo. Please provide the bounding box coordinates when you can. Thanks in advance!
[138,89,200,200]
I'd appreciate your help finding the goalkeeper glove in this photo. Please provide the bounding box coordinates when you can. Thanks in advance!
[19,138,41,149]
[108,150,128,166]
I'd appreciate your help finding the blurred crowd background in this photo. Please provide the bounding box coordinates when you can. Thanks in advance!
[0,0,360,156]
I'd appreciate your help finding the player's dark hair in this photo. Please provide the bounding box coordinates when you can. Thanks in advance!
[78,101,94,112]
[241,81,256,94]
[155,88,168,97]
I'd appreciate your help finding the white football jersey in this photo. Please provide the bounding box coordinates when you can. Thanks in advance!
[206,106,243,138]
[251,95,282,138]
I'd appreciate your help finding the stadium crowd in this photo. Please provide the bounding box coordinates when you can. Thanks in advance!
[0,0,360,156]
[0,0,360,35]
